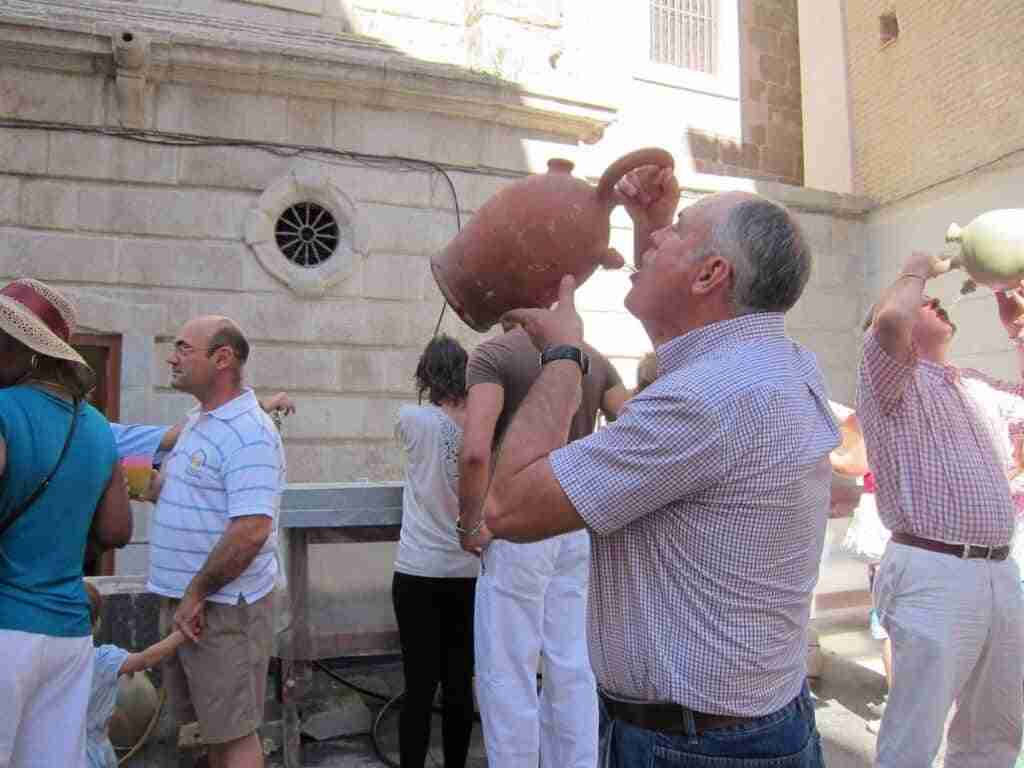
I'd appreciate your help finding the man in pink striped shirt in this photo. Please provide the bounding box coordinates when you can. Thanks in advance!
[857,252,1024,767]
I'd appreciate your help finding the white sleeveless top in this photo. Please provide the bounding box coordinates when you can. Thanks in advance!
[394,405,479,579]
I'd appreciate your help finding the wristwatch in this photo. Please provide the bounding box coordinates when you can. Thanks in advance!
[540,345,590,375]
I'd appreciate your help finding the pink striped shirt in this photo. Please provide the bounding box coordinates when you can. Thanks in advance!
[856,331,1020,546]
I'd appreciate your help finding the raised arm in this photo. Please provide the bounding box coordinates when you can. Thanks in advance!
[872,251,952,362]
[485,277,588,542]
[457,383,503,553]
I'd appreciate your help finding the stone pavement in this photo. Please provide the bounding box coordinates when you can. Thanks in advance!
[265,613,898,768]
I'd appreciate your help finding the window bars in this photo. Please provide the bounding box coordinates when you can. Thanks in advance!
[649,0,716,74]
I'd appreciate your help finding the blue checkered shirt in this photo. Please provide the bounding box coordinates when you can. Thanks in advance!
[550,313,839,716]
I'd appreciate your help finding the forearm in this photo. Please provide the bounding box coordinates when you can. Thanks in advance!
[876,273,927,329]
[147,629,185,661]
[123,630,186,675]
[491,362,581,495]
[186,523,267,599]
[457,457,491,530]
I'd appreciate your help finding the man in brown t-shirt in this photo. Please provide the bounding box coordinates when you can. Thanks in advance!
[458,327,625,768]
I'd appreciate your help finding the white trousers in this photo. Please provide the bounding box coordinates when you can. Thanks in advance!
[873,542,1023,768]
[0,629,93,768]
[475,530,598,768]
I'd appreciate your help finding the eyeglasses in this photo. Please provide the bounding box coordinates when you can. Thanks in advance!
[173,341,228,358]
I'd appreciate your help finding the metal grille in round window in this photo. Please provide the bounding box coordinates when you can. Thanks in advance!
[275,202,339,267]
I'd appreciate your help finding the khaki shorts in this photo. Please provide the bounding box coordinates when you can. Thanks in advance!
[159,591,275,744]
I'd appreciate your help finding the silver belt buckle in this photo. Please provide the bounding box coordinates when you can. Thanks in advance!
[962,543,996,559]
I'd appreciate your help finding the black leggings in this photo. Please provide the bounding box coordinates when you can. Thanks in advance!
[391,571,477,768]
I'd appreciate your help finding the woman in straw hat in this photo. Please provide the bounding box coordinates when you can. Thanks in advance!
[0,278,133,767]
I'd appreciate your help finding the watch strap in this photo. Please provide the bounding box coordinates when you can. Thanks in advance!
[540,345,590,375]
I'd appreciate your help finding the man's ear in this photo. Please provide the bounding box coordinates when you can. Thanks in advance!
[692,257,732,296]
[212,346,234,371]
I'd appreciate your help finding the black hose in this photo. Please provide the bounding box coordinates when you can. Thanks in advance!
[371,691,405,768]
[312,659,501,768]
[313,660,393,702]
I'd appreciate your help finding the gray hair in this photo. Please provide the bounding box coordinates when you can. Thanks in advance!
[709,198,811,315]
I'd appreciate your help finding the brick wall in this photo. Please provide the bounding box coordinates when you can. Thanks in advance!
[690,0,804,186]
[845,0,1024,203]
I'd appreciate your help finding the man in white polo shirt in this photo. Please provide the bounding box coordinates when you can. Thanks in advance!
[148,315,285,768]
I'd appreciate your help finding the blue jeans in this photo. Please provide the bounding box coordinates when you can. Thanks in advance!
[598,683,824,768]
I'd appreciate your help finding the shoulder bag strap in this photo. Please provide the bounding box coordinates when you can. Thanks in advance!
[0,397,81,538]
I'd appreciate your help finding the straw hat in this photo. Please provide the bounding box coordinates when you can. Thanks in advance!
[0,278,94,391]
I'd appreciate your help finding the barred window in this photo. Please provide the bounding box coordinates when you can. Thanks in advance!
[649,0,716,74]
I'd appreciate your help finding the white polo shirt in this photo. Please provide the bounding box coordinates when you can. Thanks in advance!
[147,389,285,605]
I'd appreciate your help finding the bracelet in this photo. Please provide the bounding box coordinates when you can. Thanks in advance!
[1010,336,1024,348]
[897,273,927,284]
[455,516,485,537]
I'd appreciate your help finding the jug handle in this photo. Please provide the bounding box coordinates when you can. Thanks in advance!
[596,147,675,204]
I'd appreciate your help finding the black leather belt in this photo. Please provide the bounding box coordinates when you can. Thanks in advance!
[892,531,1010,561]
[599,691,755,735]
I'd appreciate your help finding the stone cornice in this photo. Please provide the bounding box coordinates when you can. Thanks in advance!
[0,0,617,142]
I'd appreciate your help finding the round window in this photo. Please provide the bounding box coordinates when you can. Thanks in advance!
[275,202,339,267]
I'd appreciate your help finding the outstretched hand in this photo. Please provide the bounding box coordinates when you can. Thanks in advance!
[501,275,583,352]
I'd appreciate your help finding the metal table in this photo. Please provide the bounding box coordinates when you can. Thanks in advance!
[276,482,404,768]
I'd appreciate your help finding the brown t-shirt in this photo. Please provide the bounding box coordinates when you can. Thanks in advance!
[466,328,622,447]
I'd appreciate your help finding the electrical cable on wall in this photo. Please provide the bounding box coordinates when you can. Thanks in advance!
[0,117,481,341]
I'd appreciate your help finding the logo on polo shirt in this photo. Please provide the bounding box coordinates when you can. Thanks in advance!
[187,449,207,478]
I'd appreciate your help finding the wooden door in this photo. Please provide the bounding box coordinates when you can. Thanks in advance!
[71,333,122,576]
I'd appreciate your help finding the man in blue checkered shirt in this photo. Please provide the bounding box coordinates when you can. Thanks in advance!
[478,167,838,768]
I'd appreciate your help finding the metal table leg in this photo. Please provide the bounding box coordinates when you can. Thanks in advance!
[281,528,310,768]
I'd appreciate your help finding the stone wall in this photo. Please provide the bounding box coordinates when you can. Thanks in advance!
[845,0,1024,204]
[689,0,804,186]
[0,0,612,487]
[0,117,577,483]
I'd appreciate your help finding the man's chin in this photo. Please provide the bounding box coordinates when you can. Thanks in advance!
[624,286,641,318]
